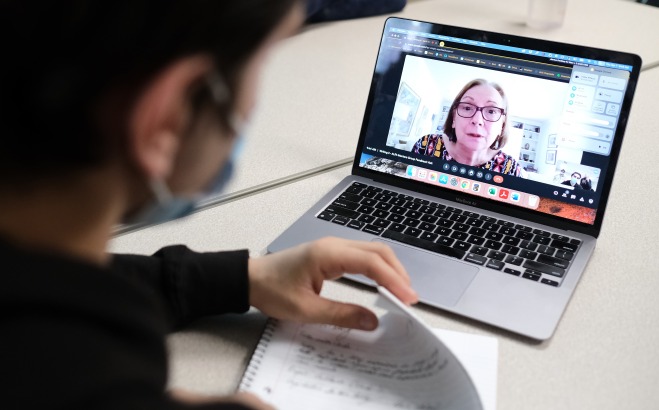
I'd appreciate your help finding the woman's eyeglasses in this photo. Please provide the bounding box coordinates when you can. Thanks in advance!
[456,102,505,122]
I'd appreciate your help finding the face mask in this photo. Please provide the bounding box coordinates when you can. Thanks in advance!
[128,75,247,226]
[571,178,578,185]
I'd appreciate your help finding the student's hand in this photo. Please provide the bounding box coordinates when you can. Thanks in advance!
[170,389,275,409]
[248,237,418,330]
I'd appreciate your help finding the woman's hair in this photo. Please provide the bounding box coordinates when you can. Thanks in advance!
[0,0,301,182]
[443,79,510,150]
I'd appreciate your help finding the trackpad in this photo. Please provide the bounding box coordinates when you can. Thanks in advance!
[365,239,479,307]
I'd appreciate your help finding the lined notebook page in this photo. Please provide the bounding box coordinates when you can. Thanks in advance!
[240,288,497,410]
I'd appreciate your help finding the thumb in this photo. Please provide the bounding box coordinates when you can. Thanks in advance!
[304,297,380,331]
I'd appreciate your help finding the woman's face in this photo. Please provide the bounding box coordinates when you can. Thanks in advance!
[452,84,505,153]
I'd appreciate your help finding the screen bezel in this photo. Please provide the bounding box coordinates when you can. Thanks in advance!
[351,17,642,238]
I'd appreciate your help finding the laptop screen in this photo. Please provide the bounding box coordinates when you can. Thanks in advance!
[357,18,640,229]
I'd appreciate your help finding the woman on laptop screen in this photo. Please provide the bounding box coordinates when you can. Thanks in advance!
[412,79,526,177]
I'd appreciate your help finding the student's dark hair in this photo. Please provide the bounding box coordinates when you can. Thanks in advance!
[0,0,301,182]
[443,79,509,150]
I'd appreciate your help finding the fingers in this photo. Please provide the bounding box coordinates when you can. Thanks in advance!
[299,295,380,331]
[316,238,418,304]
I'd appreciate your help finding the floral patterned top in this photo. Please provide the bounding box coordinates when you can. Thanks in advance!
[412,134,524,177]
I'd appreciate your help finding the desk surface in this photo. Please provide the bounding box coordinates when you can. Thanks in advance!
[216,0,659,203]
[111,4,659,408]
[111,65,659,410]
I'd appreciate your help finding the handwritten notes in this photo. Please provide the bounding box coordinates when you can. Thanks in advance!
[240,288,497,410]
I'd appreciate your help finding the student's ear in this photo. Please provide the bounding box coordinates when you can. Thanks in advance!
[128,55,215,181]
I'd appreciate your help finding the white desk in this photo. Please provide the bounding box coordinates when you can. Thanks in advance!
[217,0,659,202]
[110,5,659,408]
[111,68,659,409]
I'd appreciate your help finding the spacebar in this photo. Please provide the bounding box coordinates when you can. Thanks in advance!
[382,230,466,260]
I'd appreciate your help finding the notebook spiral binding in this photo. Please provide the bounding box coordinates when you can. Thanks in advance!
[238,318,279,391]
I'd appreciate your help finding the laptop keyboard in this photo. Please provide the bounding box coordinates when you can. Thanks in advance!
[316,182,582,287]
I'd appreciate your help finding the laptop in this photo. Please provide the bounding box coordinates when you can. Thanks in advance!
[268,18,642,340]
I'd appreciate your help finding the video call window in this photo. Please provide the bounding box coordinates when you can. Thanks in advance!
[383,55,623,193]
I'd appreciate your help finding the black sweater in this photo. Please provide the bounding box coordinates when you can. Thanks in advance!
[2,237,254,409]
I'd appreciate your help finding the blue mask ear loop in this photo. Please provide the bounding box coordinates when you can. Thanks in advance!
[130,71,244,225]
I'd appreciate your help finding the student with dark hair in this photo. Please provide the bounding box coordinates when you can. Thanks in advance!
[0,1,417,409]
[411,79,526,177]
[562,171,584,189]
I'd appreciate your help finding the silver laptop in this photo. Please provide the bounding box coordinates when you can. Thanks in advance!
[268,18,641,340]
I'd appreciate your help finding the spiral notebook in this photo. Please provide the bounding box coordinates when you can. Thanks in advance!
[239,288,498,410]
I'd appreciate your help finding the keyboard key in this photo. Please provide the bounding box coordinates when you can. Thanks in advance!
[386,213,405,223]
[340,192,362,203]
[361,190,377,198]
[522,271,541,281]
[360,198,377,207]
[483,222,500,231]
[347,220,365,230]
[569,238,582,246]
[467,236,485,246]
[436,219,454,228]
[358,214,376,224]
[453,241,471,251]
[504,268,521,276]
[434,227,452,236]
[532,229,551,237]
[419,222,435,231]
[374,194,392,202]
[541,278,559,287]
[479,215,497,223]
[465,253,487,265]
[332,216,350,225]
[519,250,538,260]
[373,218,391,228]
[467,218,484,228]
[390,198,406,206]
[372,210,390,219]
[532,235,552,245]
[437,236,455,246]
[346,186,363,195]
[523,260,566,277]
[502,236,521,246]
[363,224,384,235]
[357,205,375,214]
[484,231,503,241]
[325,206,359,219]
[375,202,392,211]
[537,245,555,256]
[537,254,569,269]
[515,224,532,232]
[551,234,571,241]
[420,232,438,242]
[500,227,517,236]
[501,244,520,255]
[389,223,406,232]
[487,250,506,261]
[486,259,505,270]
[520,240,538,251]
[445,206,462,213]
[391,206,406,215]
[469,227,486,237]
[450,214,467,223]
[515,231,534,240]
[505,255,524,265]
[555,250,574,261]
[450,231,469,241]
[404,202,421,211]
[404,227,422,237]
[463,211,480,218]
[484,240,502,250]
[453,223,470,232]
[382,229,466,259]
[419,205,435,214]
[402,218,420,227]
[435,209,452,218]
[317,211,335,221]
[550,239,578,252]
[499,220,515,228]
[420,214,438,223]
[406,210,422,219]
[471,246,488,256]
[332,199,360,210]
[413,198,429,205]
